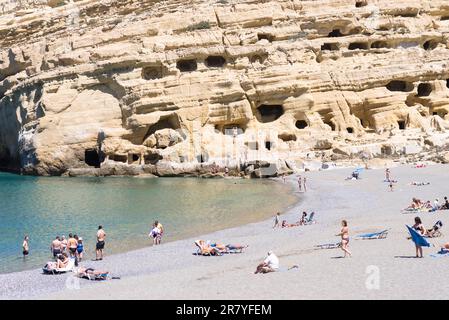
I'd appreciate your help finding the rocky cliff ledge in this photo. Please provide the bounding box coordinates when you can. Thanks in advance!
[1,0,449,177]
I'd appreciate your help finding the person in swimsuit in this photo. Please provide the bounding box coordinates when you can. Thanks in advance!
[298,175,302,192]
[149,223,161,245]
[56,253,69,269]
[75,235,84,261]
[22,235,29,257]
[412,216,426,258]
[96,226,106,261]
[51,236,62,258]
[336,220,352,258]
[67,233,78,258]
[303,176,307,192]
[60,235,68,253]
[385,168,390,182]
[155,220,164,244]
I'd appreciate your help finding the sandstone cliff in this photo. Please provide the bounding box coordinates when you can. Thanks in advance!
[1,0,449,176]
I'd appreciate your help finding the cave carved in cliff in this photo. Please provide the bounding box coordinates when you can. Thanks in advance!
[255,105,284,123]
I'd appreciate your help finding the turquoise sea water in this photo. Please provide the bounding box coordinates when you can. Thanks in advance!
[0,172,296,274]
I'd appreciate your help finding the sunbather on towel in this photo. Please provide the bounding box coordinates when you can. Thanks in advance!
[440,243,449,253]
[281,220,298,228]
[77,267,109,279]
[255,251,279,274]
[225,244,248,251]
[195,240,223,255]
[56,253,69,269]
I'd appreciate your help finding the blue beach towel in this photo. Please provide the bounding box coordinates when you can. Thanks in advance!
[406,225,431,247]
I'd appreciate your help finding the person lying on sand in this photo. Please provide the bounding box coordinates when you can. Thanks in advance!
[281,220,298,228]
[410,181,430,186]
[439,243,449,253]
[255,251,279,274]
[76,267,110,280]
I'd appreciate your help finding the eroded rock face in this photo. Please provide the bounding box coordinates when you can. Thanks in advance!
[1,0,449,176]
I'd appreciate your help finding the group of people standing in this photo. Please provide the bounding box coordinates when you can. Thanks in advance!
[50,234,84,261]
[149,220,164,245]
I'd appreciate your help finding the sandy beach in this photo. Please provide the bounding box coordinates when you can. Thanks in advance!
[1,164,449,300]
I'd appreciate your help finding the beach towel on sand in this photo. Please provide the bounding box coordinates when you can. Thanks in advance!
[406,225,431,247]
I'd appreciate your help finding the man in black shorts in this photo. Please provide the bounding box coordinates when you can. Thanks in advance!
[96,225,106,260]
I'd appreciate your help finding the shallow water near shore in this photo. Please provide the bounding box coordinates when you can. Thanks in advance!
[0,172,297,274]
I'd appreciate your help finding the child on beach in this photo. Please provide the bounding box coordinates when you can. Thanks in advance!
[336,220,352,258]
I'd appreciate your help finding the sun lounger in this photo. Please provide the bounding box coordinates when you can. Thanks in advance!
[356,229,389,240]
[314,242,341,250]
[42,257,75,274]
[304,212,316,225]
[426,220,443,238]
[406,225,432,247]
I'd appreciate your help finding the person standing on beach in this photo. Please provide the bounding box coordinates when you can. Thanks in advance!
[303,176,307,192]
[51,236,62,258]
[412,217,426,258]
[336,220,352,258]
[75,235,84,261]
[155,220,164,244]
[22,236,29,257]
[385,168,391,182]
[273,212,281,228]
[61,235,68,253]
[298,175,302,192]
[96,226,106,261]
[67,233,78,258]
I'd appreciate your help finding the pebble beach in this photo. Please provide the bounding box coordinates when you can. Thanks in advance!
[1,164,449,300]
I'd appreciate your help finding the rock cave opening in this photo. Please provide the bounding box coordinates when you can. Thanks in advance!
[325,121,336,131]
[142,66,163,80]
[85,149,101,168]
[143,114,182,143]
[321,43,339,51]
[441,16,449,21]
[346,127,354,133]
[265,141,273,151]
[130,153,140,164]
[295,120,308,129]
[144,153,162,165]
[328,29,344,37]
[446,79,449,89]
[348,42,369,50]
[423,40,438,51]
[176,59,197,72]
[0,145,11,167]
[255,105,284,123]
[257,33,274,42]
[397,120,406,130]
[417,83,432,97]
[205,56,226,68]
[197,153,209,163]
[250,54,267,64]
[386,80,413,92]
[355,1,367,7]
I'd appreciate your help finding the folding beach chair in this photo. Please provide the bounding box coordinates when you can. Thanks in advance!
[406,225,432,247]
[314,242,341,250]
[426,220,443,238]
[304,212,316,225]
[43,257,76,274]
[356,229,389,240]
